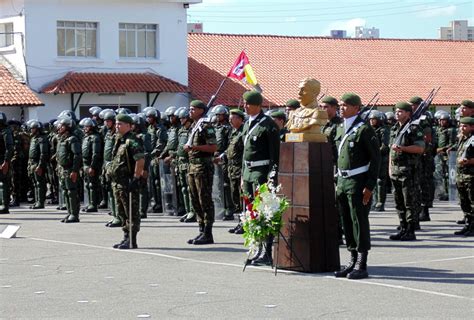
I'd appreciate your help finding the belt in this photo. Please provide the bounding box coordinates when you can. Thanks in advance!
[189,157,212,164]
[245,159,270,169]
[338,164,369,178]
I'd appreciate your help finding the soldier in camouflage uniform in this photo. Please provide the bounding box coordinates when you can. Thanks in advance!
[284,98,301,119]
[56,118,82,223]
[79,118,103,212]
[435,112,457,201]
[185,100,217,245]
[0,112,14,214]
[27,120,50,209]
[389,102,425,241]
[110,114,145,249]
[270,110,289,142]
[8,120,29,206]
[368,111,390,211]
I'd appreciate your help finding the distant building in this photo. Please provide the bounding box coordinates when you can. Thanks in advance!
[188,23,203,33]
[355,26,379,39]
[330,30,347,38]
[439,20,473,41]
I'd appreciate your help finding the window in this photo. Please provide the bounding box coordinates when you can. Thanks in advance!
[119,23,157,58]
[0,23,14,47]
[57,21,97,57]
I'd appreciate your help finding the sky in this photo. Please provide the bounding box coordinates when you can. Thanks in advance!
[187,0,474,38]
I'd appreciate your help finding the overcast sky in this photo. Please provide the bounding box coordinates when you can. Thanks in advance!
[187,0,473,38]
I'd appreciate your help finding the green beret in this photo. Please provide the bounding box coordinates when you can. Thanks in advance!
[230,108,245,119]
[320,96,338,106]
[115,113,133,124]
[395,101,412,112]
[409,96,423,104]
[190,100,206,109]
[460,117,474,125]
[285,99,300,109]
[341,93,361,106]
[461,99,474,109]
[243,90,263,105]
[270,110,286,120]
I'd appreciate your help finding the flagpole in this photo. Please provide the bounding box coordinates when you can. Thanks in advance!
[206,77,228,109]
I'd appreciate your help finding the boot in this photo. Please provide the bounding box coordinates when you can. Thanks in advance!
[457,217,466,225]
[9,198,19,207]
[251,236,274,266]
[222,214,235,221]
[60,214,70,223]
[400,223,416,241]
[462,222,474,237]
[373,203,385,212]
[98,200,108,209]
[419,206,431,222]
[118,231,138,249]
[187,223,205,244]
[347,252,369,280]
[184,212,197,223]
[228,223,241,233]
[335,250,358,277]
[65,214,80,223]
[0,208,10,214]
[113,232,129,248]
[389,222,407,240]
[193,224,214,245]
[107,217,122,228]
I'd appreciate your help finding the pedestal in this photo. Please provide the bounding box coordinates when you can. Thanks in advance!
[275,142,340,273]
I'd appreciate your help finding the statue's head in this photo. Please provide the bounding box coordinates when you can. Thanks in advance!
[298,78,321,106]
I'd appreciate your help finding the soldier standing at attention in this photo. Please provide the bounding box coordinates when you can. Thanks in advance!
[435,112,457,201]
[79,118,103,213]
[240,91,280,266]
[185,100,217,245]
[0,112,13,214]
[8,120,29,207]
[334,93,380,280]
[453,117,474,236]
[56,118,82,223]
[270,110,289,142]
[110,114,145,249]
[27,120,50,209]
[459,100,474,118]
[321,96,343,164]
[284,99,300,119]
[388,102,425,241]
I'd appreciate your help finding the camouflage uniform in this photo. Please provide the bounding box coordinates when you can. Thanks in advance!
[435,124,457,200]
[373,125,390,210]
[214,121,232,218]
[418,118,435,220]
[0,121,14,214]
[226,124,244,215]
[103,126,120,225]
[81,128,103,211]
[149,122,168,212]
[28,128,50,209]
[9,123,29,205]
[322,115,343,165]
[160,122,181,214]
[137,129,152,218]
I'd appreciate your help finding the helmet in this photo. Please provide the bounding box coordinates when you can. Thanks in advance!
[434,110,449,119]
[58,110,78,121]
[0,112,7,125]
[102,110,116,121]
[214,105,229,115]
[43,122,51,131]
[439,112,451,120]
[165,106,178,117]
[368,110,383,121]
[144,107,159,118]
[79,117,97,127]
[58,117,75,129]
[385,111,395,120]
[424,111,433,120]
[89,106,102,117]
[175,107,190,118]
[131,114,146,129]
[116,107,132,115]
[28,120,43,129]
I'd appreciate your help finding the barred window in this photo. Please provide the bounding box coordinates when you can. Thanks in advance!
[0,23,14,47]
[119,23,157,58]
[57,21,97,57]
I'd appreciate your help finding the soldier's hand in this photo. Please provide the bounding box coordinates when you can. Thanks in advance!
[183,144,192,153]
[1,161,9,175]
[391,145,403,153]
[164,156,172,164]
[70,171,78,183]
[458,158,468,166]
[142,170,149,179]
[35,167,43,176]
[129,176,141,190]
[213,157,220,164]
[88,168,96,177]
[362,188,372,206]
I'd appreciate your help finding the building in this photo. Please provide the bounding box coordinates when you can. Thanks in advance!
[439,20,474,41]
[188,23,203,33]
[0,0,201,122]
[188,33,473,113]
[355,26,379,39]
[330,30,347,39]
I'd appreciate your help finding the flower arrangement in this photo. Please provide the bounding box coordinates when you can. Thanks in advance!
[241,173,290,254]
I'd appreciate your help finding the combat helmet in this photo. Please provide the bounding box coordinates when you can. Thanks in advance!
[89,106,102,117]
[165,106,178,117]
[79,117,97,127]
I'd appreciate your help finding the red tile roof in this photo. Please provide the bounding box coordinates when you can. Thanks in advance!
[0,65,44,107]
[188,33,474,107]
[41,72,188,94]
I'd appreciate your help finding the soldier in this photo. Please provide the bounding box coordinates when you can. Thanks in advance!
[368,111,390,211]
[334,93,380,280]
[79,118,103,213]
[435,112,457,201]
[241,91,280,266]
[320,96,343,165]
[388,102,425,241]
[284,98,300,118]
[459,100,474,118]
[110,114,145,249]
[385,111,396,127]
[270,110,289,142]
[0,112,14,214]
[185,100,217,245]
[89,106,103,128]
[453,117,474,236]
[8,120,29,206]
[27,120,50,209]
[56,118,82,223]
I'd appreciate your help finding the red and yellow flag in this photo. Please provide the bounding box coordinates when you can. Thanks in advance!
[227,51,261,92]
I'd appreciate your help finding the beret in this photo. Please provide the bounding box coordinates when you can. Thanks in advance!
[230,108,245,118]
[409,96,423,104]
[285,99,300,109]
[270,110,286,120]
[461,99,474,109]
[115,113,134,124]
[190,100,206,109]
[320,96,338,106]
[243,90,263,105]
[459,117,474,125]
[395,101,412,112]
[341,93,362,106]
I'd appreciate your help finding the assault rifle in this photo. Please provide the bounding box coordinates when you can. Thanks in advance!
[359,93,380,122]
[393,87,441,146]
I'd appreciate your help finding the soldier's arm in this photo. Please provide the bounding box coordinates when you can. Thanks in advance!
[363,126,381,191]
[131,139,145,177]
[3,128,14,162]
[91,135,103,170]
[38,136,50,168]
[70,137,82,172]
[154,128,168,156]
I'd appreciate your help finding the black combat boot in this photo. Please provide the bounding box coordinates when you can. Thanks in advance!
[113,232,129,248]
[193,224,214,245]
[347,252,369,280]
[373,204,385,212]
[419,206,431,222]
[463,221,474,237]
[228,222,241,234]
[188,223,205,244]
[400,223,416,241]
[118,231,138,249]
[184,212,197,223]
[457,216,466,225]
[389,222,407,240]
[251,236,274,266]
[335,250,358,278]
[65,214,80,223]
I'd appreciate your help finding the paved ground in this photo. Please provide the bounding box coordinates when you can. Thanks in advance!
[1,196,473,319]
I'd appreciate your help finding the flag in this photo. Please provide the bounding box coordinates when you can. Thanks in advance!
[227,51,261,92]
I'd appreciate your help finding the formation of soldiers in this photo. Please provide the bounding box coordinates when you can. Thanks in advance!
[0,94,472,257]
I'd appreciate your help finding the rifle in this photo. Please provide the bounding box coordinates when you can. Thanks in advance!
[359,93,380,122]
[393,87,441,146]
[317,88,329,102]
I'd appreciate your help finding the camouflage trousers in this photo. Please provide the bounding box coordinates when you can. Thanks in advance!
[177,162,192,214]
[58,167,80,217]
[112,182,140,233]
[188,164,215,225]
[0,170,11,210]
[83,166,101,209]
[11,157,28,202]
[434,156,449,198]
[392,175,418,224]
[229,174,242,214]
[456,174,473,219]
[420,155,435,207]
[28,162,47,206]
